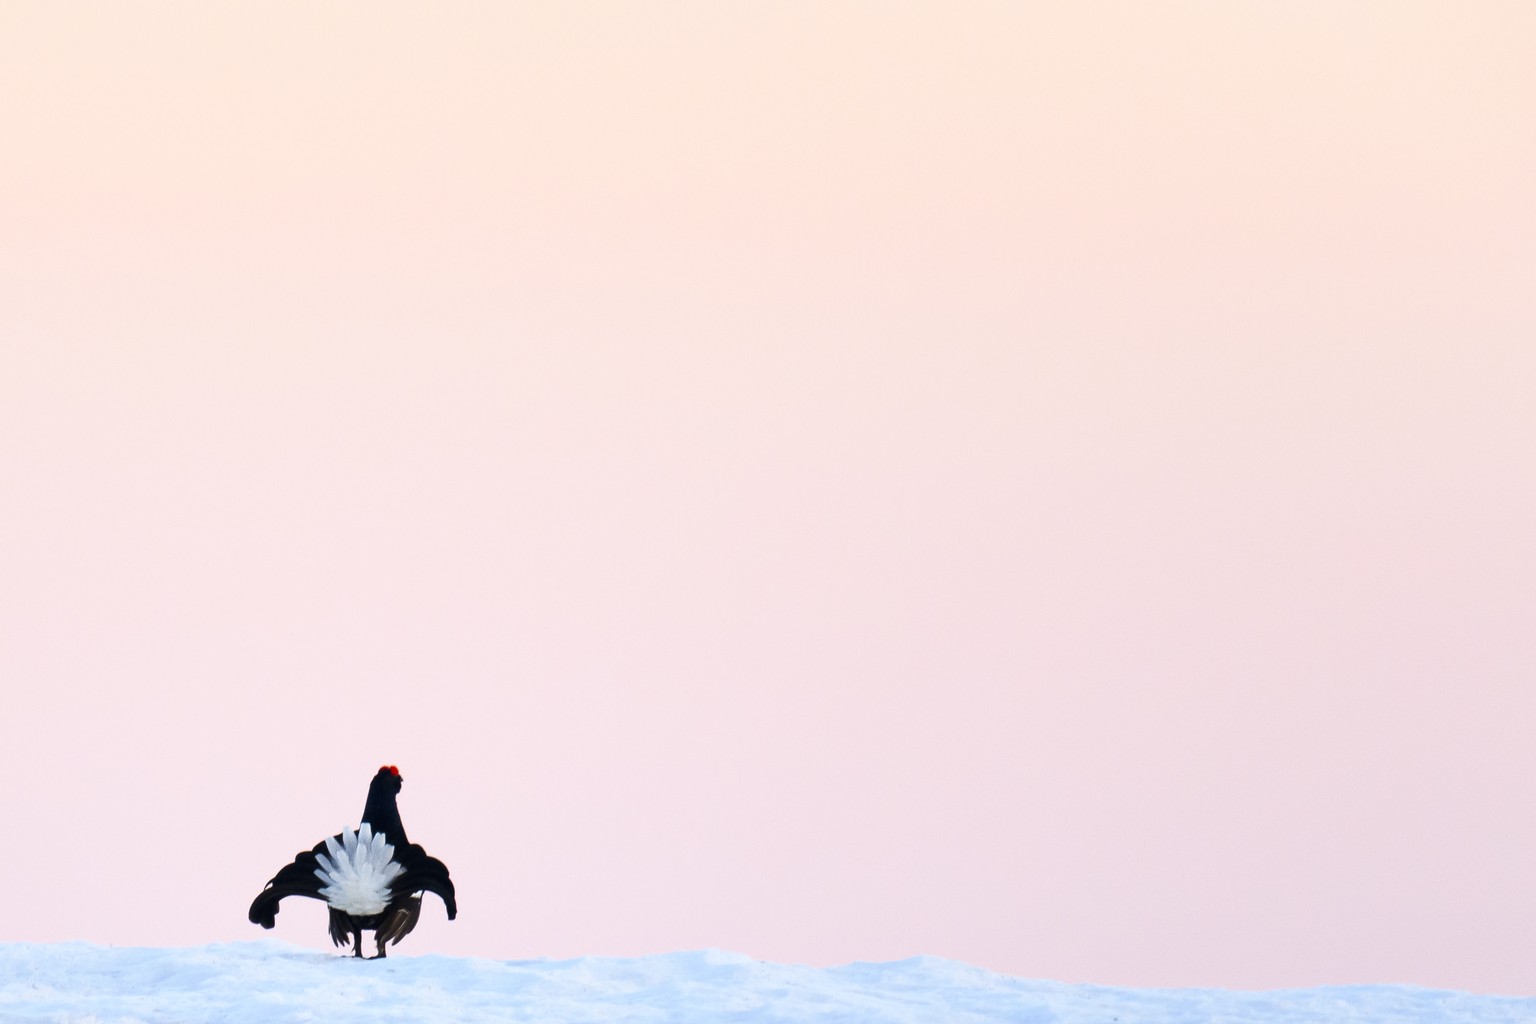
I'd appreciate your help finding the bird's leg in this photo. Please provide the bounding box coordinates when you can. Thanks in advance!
[352,929,364,959]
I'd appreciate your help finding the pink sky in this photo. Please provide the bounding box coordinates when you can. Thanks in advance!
[1,1,1533,993]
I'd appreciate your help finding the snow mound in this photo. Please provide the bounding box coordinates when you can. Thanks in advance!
[0,941,1529,1024]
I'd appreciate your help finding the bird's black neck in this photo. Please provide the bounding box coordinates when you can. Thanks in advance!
[362,785,410,847]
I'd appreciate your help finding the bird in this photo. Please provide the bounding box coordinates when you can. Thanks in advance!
[248,765,457,958]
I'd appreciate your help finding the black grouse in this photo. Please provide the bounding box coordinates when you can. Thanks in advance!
[248,765,457,958]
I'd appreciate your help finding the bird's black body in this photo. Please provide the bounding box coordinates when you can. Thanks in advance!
[248,766,457,958]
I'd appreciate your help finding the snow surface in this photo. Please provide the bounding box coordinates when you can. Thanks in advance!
[0,942,1530,1024]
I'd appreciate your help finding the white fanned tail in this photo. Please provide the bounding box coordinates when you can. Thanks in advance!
[314,822,405,916]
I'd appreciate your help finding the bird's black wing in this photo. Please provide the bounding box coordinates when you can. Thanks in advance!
[375,895,423,949]
[247,836,338,929]
[327,907,356,948]
[390,844,457,920]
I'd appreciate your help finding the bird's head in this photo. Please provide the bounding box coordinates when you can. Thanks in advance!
[373,764,403,795]
[359,764,410,845]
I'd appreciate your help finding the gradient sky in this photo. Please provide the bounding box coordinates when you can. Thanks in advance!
[2,1,1533,994]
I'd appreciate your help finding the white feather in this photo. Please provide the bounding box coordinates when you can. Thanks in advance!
[313,822,405,916]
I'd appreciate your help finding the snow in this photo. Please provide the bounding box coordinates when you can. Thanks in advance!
[0,942,1529,1024]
